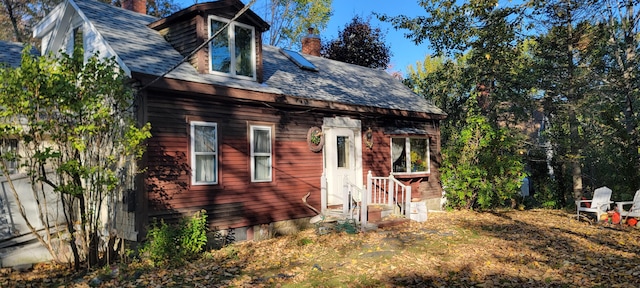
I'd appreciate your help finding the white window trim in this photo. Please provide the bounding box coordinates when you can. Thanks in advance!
[208,15,256,80]
[250,125,272,182]
[391,137,431,175]
[190,121,218,185]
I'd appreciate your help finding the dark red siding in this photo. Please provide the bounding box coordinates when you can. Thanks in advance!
[143,90,326,229]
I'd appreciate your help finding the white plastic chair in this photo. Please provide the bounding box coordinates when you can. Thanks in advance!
[575,186,613,222]
[616,189,640,219]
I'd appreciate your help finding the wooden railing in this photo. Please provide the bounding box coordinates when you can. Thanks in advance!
[342,175,364,221]
[320,171,412,231]
[362,171,411,230]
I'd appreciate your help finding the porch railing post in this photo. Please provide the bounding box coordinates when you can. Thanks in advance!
[361,171,371,230]
[387,173,394,206]
[405,186,412,218]
[343,175,349,216]
[320,172,327,214]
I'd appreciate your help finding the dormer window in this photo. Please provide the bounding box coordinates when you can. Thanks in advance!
[208,15,256,79]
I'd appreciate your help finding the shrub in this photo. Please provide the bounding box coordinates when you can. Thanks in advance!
[441,107,526,210]
[141,219,178,266]
[179,210,208,258]
[141,210,209,266]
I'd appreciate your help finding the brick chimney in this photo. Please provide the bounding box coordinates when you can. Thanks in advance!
[301,27,321,56]
[122,0,146,14]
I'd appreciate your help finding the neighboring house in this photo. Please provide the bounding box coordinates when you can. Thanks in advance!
[33,0,446,241]
[0,40,64,268]
[0,41,24,175]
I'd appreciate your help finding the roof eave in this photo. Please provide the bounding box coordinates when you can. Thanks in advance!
[148,0,269,32]
[132,72,447,120]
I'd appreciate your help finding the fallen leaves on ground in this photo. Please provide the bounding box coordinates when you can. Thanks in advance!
[3,209,640,287]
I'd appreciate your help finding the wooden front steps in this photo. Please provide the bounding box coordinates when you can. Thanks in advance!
[367,205,409,228]
[325,204,411,230]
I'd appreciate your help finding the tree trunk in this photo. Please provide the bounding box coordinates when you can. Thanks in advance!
[63,195,81,271]
[1,0,23,42]
[565,1,583,201]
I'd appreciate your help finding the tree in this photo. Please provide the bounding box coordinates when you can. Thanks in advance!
[594,0,640,190]
[381,1,533,121]
[255,0,332,49]
[0,48,151,270]
[383,1,534,209]
[321,15,391,69]
[441,98,526,209]
[146,0,180,17]
[404,53,529,209]
[103,0,180,17]
[1,0,180,44]
[404,55,472,143]
[1,0,60,43]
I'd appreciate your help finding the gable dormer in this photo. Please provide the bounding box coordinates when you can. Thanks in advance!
[149,0,269,82]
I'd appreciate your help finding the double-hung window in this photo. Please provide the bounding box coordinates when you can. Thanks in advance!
[208,15,256,79]
[191,122,218,185]
[250,125,272,182]
[391,137,430,174]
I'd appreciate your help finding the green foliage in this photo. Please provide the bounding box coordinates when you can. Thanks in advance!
[142,211,209,266]
[0,47,151,268]
[297,237,313,246]
[404,55,472,144]
[179,210,209,257]
[377,0,524,58]
[258,0,332,49]
[145,0,180,17]
[321,15,391,69]
[99,0,180,17]
[141,219,178,266]
[441,98,527,210]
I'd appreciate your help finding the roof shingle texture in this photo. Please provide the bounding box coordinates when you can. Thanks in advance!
[73,0,445,115]
[0,41,33,68]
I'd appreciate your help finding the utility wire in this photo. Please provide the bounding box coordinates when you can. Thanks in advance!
[140,0,257,90]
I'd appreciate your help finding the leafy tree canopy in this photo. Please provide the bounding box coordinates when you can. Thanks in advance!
[256,0,332,50]
[321,15,391,69]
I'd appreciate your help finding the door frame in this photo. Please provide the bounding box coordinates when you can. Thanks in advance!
[322,117,362,209]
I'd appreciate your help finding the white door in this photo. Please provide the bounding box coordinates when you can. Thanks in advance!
[324,127,358,206]
[322,117,363,210]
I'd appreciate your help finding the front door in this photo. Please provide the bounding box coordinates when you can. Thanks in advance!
[323,117,362,207]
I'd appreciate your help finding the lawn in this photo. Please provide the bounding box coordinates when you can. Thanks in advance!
[3,209,640,287]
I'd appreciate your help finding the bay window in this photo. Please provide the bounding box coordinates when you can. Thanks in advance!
[391,137,430,174]
[250,125,272,182]
[191,121,218,185]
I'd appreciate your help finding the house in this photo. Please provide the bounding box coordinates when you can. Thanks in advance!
[0,40,65,268]
[32,0,446,242]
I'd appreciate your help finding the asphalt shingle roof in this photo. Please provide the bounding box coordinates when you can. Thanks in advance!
[72,0,445,116]
[0,41,32,68]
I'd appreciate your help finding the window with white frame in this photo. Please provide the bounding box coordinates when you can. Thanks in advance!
[391,137,430,174]
[209,15,256,79]
[191,122,218,185]
[250,125,272,182]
